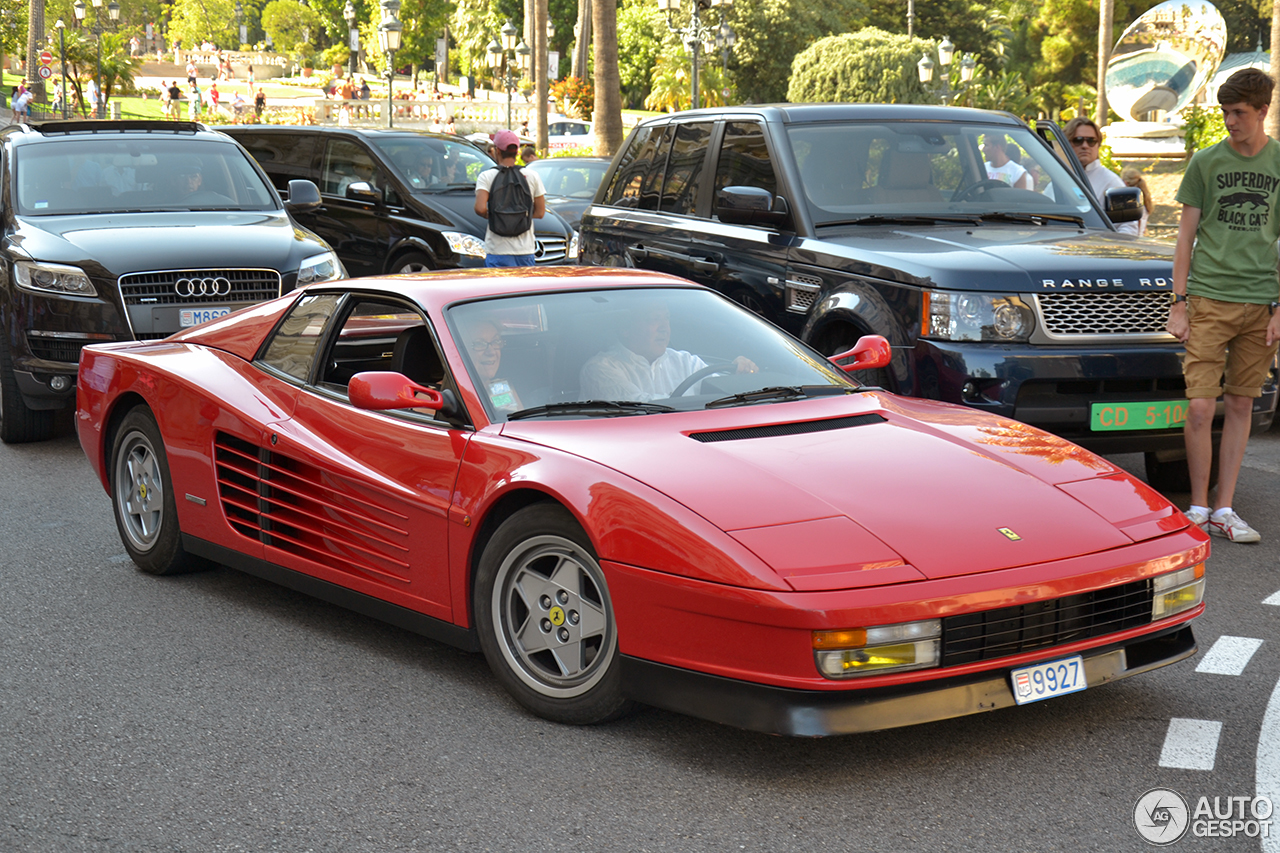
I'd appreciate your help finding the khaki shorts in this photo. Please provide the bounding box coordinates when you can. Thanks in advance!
[1183,295,1278,399]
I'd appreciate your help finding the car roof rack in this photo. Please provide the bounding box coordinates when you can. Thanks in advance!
[30,120,205,136]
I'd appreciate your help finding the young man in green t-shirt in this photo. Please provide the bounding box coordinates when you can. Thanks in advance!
[1168,67,1280,542]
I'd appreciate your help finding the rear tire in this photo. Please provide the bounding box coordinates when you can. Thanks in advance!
[0,340,55,444]
[1144,449,1218,496]
[110,408,211,575]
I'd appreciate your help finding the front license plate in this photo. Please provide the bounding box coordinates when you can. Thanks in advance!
[180,307,232,327]
[1010,656,1086,705]
[1090,399,1188,431]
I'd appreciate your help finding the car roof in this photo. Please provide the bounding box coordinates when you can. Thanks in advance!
[222,124,461,143]
[303,267,702,313]
[6,120,230,145]
[635,103,1025,127]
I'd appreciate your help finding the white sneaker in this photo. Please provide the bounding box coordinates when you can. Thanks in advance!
[1184,507,1209,529]
[1208,511,1261,543]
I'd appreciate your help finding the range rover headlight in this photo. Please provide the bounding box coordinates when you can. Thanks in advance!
[1152,564,1205,620]
[923,290,1034,342]
[444,231,487,258]
[14,260,96,297]
[813,619,942,679]
[298,251,343,285]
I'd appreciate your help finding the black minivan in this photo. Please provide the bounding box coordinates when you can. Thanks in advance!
[222,126,576,276]
[579,104,1278,490]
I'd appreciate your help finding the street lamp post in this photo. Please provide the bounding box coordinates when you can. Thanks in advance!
[55,19,68,118]
[657,0,732,111]
[714,22,735,86]
[344,1,359,79]
[236,1,246,48]
[487,21,530,131]
[378,0,403,128]
[917,37,975,106]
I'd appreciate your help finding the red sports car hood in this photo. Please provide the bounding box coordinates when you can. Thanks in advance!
[500,394,1183,584]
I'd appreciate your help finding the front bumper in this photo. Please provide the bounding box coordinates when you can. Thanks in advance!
[622,624,1196,736]
[913,340,1278,453]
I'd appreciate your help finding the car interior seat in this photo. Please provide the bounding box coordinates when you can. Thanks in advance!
[871,150,943,204]
[390,326,445,387]
[561,171,588,197]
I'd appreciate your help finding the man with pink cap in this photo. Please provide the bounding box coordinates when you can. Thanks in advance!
[474,130,547,266]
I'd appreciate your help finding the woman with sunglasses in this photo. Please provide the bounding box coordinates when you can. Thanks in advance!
[1064,116,1140,235]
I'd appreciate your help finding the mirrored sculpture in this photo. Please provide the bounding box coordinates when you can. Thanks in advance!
[1104,0,1227,122]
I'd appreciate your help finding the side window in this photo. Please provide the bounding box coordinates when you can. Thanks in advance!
[637,125,674,211]
[319,299,451,421]
[322,140,384,198]
[258,293,343,382]
[713,122,778,202]
[236,133,315,196]
[602,125,656,208]
[660,122,713,216]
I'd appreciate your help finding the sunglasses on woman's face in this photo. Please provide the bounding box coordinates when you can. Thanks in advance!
[1070,135,1100,147]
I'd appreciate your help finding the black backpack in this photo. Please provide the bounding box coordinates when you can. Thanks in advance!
[487,165,534,237]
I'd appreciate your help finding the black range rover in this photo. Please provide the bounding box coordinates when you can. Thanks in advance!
[220,126,576,276]
[0,120,341,443]
[579,103,1278,490]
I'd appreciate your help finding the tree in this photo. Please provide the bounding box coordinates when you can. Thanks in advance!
[643,47,727,112]
[3,0,29,62]
[727,0,863,105]
[168,0,241,49]
[615,0,662,108]
[787,28,936,105]
[260,0,321,57]
[860,0,1002,69]
[590,0,622,157]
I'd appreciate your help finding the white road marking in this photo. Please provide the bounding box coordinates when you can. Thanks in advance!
[1158,718,1222,770]
[1195,635,1264,675]
[1263,590,1280,606]
[1259,676,1280,853]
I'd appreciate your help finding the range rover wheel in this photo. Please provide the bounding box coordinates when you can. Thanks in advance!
[391,252,434,275]
[110,408,210,575]
[475,504,633,725]
[0,340,54,444]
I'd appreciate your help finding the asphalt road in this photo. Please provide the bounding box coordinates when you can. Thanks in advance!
[3,412,1279,852]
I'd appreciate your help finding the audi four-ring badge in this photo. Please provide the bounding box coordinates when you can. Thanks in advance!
[0,119,344,444]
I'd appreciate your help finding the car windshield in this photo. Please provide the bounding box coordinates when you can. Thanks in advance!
[375,137,494,190]
[525,160,608,198]
[15,138,278,215]
[447,287,859,422]
[785,121,1104,227]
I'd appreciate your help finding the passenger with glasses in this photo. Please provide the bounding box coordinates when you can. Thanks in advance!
[1064,116,1139,235]
[467,319,523,413]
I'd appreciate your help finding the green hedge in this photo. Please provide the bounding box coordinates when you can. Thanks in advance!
[787,28,936,105]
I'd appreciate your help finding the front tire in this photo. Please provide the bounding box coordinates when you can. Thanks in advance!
[110,408,210,575]
[0,340,54,444]
[475,504,633,725]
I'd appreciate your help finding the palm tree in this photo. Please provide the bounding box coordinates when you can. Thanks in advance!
[535,0,549,153]
[1096,0,1113,125]
[1269,0,1280,139]
[590,0,623,157]
[26,0,46,103]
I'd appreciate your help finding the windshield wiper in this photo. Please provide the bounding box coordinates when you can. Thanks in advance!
[824,214,981,227]
[704,385,860,409]
[976,211,1085,226]
[506,400,677,420]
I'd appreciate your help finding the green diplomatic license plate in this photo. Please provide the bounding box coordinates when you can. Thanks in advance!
[1090,400,1189,431]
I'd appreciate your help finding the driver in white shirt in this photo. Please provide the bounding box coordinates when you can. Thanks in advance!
[580,302,758,402]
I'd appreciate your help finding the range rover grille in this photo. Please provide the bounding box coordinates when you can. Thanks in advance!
[534,237,568,264]
[1036,291,1171,336]
[941,578,1152,667]
[118,269,281,306]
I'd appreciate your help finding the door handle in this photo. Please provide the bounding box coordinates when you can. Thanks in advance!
[632,245,721,274]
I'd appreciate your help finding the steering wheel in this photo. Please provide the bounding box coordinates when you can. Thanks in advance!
[669,363,735,398]
[952,179,1008,202]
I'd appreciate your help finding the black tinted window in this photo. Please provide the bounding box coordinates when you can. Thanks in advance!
[235,132,316,194]
[660,122,712,216]
[713,122,777,202]
[603,125,660,208]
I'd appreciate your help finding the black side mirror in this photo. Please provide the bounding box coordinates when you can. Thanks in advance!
[716,186,790,228]
[284,179,321,212]
[344,181,382,205]
[1104,185,1143,224]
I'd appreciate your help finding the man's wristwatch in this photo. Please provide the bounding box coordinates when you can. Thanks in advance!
[1270,301,1279,314]
[1170,292,1187,305]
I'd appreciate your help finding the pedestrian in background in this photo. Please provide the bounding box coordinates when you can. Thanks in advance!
[1121,166,1154,236]
[474,129,546,267]
[1065,116,1140,235]
[1167,67,1280,543]
[254,87,265,118]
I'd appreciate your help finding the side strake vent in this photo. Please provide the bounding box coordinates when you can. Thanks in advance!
[214,432,411,583]
[689,414,886,443]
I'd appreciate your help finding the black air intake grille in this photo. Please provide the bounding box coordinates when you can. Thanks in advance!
[690,414,886,443]
[941,578,1153,667]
